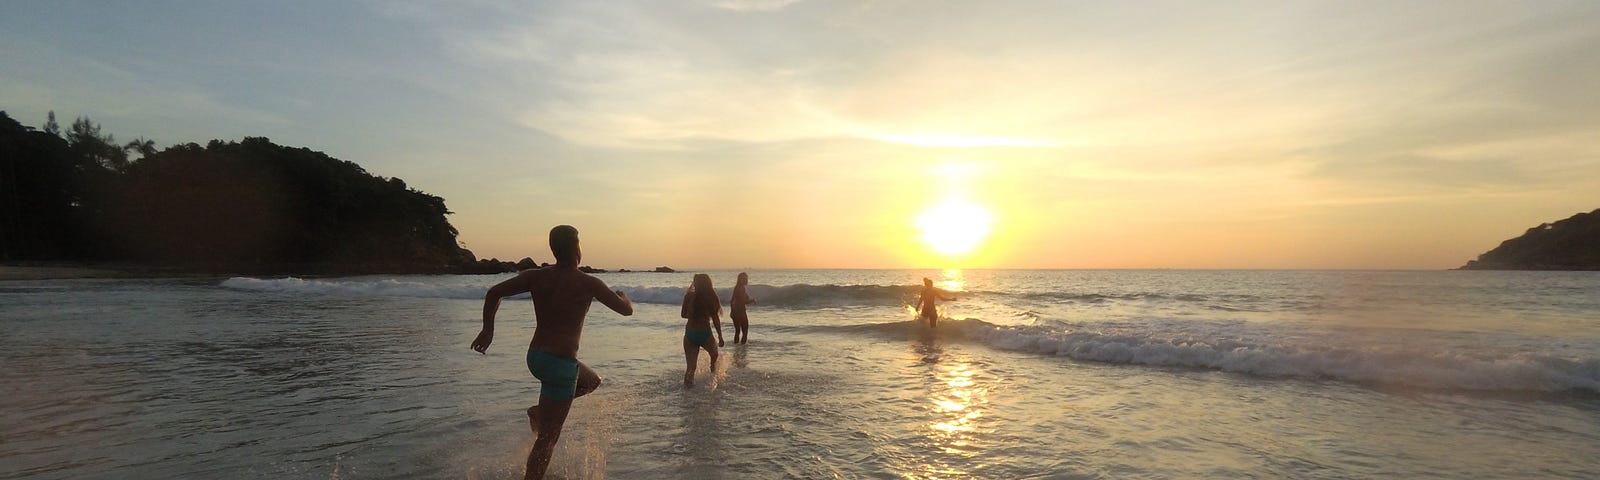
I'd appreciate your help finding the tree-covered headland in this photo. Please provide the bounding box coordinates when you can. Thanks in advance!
[0,110,513,274]
[1460,208,1600,270]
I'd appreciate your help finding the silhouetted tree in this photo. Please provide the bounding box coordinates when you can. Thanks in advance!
[0,111,102,259]
[124,137,156,160]
[66,116,128,171]
[100,136,469,271]
[42,110,60,136]
[2,110,475,272]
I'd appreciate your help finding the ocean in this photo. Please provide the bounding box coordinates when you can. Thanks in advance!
[2,269,1597,479]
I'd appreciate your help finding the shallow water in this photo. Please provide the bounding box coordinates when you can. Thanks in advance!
[3,270,1598,478]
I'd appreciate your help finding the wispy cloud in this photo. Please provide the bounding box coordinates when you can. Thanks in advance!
[709,0,805,12]
[7,0,1599,267]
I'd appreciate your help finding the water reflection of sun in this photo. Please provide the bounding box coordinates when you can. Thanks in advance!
[927,361,990,461]
[937,269,965,292]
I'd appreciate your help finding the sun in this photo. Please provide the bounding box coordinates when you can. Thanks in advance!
[916,197,993,255]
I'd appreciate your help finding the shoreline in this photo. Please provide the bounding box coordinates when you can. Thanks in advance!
[0,261,675,281]
[0,261,445,281]
[0,265,140,281]
[0,262,238,281]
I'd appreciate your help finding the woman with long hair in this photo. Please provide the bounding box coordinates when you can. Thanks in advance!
[680,273,724,386]
[730,272,755,344]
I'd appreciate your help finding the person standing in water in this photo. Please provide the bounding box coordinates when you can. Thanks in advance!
[730,272,756,344]
[917,277,956,328]
[472,225,634,480]
[680,273,724,386]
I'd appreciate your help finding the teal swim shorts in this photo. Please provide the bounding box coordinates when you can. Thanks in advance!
[526,349,579,401]
[684,329,714,345]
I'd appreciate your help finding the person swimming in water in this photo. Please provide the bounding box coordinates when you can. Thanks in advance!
[471,225,634,480]
[680,273,724,386]
[916,277,956,328]
[730,272,755,344]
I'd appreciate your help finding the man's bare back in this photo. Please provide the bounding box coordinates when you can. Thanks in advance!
[474,266,631,357]
[523,267,617,357]
[469,225,632,480]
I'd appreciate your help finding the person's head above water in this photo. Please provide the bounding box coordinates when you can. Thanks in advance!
[737,272,749,285]
[549,225,580,266]
[692,273,714,293]
[923,277,933,287]
[689,273,720,317]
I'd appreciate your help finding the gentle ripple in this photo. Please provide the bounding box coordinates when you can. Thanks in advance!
[3,272,1599,479]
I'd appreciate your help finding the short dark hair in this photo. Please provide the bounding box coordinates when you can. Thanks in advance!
[549,225,579,264]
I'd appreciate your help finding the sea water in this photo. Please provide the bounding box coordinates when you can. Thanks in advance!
[2,270,1597,479]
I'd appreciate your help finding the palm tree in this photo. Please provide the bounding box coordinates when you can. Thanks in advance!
[124,137,157,161]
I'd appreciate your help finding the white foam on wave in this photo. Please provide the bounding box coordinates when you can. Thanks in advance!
[621,286,696,305]
[953,319,1600,393]
[221,277,511,299]
[219,277,928,308]
[217,278,771,307]
[627,284,923,307]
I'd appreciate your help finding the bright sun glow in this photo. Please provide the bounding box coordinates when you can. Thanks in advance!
[917,198,993,255]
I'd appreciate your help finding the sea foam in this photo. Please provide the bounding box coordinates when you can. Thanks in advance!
[221,277,505,299]
[948,319,1600,394]
[219,277,924,307]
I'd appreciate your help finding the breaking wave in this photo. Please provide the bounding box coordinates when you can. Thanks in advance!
[828,318,1600,394]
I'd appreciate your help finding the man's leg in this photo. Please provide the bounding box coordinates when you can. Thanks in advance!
[574,361,601,398]
[530,362,600,434]
[526,398,573,480]
[526,360,594,480]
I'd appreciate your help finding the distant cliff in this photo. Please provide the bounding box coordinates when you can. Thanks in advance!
[1,110,472,273]
[1460,209,1600,270]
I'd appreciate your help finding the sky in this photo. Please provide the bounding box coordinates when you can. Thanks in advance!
[3,0,1598,269]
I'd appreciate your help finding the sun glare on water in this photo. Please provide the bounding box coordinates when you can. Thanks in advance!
[917,198,993,255]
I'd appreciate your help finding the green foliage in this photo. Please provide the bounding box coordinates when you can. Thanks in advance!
[0,111,102,259]
[67,116,128,171]
[1,110,473,272]
[42,111,60,136]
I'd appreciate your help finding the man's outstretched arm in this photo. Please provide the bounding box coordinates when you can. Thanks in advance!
[592,278,634,316]
[473,273,531,353]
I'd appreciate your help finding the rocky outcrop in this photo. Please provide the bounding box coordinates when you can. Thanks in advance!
[1460,208,1600,270]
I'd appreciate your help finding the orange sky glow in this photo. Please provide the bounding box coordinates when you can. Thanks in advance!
[5,2,1598,269]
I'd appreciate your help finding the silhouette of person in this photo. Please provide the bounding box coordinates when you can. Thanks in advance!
[917,277,956,328]
[730,272,755,344]
[472,225,634,480]
[680,273,724,386]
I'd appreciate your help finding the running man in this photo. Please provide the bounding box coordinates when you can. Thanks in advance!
[916,277,956,328]
[471,225,633,480]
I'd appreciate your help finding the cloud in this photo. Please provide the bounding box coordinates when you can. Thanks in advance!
[708,0,804,12]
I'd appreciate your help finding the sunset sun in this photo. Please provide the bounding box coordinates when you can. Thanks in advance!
[916,197,994,255]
